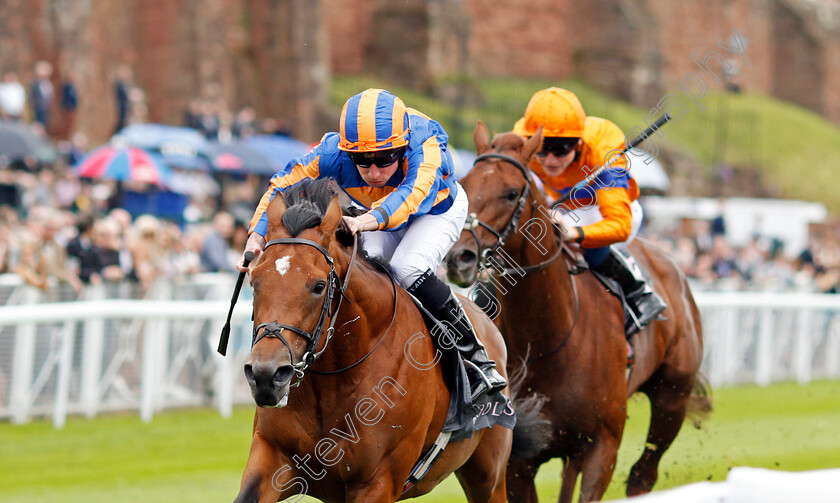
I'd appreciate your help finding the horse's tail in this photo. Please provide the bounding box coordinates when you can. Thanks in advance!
[508,363,553,459]
[687,372,713,429]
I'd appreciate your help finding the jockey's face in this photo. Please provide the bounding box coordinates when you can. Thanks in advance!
[536,138,580,177]
[355,160,400,187]
[348,147,404,187]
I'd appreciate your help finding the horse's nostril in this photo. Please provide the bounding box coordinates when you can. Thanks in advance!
[244,364,255,383]
[459,250,477,266]
[274,366,294,385]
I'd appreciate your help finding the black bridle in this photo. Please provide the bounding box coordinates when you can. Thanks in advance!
[463,152,565,275]
[251,234,397,387]
[463,151,581,363]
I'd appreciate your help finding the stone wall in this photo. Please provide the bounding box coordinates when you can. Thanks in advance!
[2,0,839,147]
[0,0,330,144]
[323,0,840,122]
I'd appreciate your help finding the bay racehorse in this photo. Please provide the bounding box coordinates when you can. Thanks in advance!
[234,178,546,503]
[445,123,710,502]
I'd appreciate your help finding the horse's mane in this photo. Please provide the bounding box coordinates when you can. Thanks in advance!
[279,177,386,268]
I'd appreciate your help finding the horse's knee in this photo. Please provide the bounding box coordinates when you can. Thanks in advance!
[506,459,539,503]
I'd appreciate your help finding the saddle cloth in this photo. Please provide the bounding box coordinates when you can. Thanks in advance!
[399,295,516,494]
[409,297,516,440]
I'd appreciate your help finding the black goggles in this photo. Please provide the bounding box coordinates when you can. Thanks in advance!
[535,137,579,158]
[347,147,405,168]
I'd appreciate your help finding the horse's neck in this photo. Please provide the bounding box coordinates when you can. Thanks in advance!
[318,246,396,370]
[509,192,566,276]
[500,198,577,347]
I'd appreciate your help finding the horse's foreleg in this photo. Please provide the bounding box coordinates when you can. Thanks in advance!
[576,432,620,503]
[344,475,398,503]
[627,375,694,496]
[558,456,580,503]
[234,433,305,503]
[455,426,512,502]
[505,457,540,503]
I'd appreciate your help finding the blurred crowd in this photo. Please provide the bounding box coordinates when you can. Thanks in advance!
[2,60,839,299]
[0,203,248,297]
[644,217,840,294]
[3,189,839,299]
[0,60,302,299]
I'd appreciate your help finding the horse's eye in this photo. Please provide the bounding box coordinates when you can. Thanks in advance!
[504,189,519,202]
[312,280,327,296]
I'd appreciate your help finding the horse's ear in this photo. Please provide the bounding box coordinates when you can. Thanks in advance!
[265,193,290,240]
[522,126,544,161]
[474,120,491,154]
[319,195,342,242]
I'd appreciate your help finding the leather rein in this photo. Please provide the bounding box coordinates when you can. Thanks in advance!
[463,152,566,275]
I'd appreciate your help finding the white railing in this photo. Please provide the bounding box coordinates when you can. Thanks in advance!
[694,292,840,387]
[0,274,839,427]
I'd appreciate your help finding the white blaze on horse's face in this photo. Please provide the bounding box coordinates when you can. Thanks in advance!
[275,256,292,276]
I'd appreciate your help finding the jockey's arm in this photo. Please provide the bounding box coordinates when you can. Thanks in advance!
[238,155,323,272]
[572,187,633,248]
[367,137,445,230]
[341,212,379,235]
[236,232,266,272]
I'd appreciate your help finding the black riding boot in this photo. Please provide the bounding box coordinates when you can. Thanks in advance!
[407,270,507,400]
[593,247,667,337]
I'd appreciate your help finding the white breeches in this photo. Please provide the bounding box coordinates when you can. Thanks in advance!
[363,183,469,287]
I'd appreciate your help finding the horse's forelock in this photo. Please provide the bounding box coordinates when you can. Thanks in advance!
[280,178,339,237]
[491,132,526,153]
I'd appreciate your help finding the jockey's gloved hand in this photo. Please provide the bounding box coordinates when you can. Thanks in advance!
[237,233,266,272]
[341,213,379,235]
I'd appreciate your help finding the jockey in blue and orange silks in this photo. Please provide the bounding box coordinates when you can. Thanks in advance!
[238,88,506,399]
[514,87,666,336]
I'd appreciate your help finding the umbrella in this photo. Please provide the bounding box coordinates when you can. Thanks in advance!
[0,121,58,164]
[626,148,670,193]
[74,145,172,186]
[111,123,212,170]
[244,135,312,174]
[208,141,277,175]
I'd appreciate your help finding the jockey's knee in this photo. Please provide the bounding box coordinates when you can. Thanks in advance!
[583,247,610,267]
[391,260,432,290]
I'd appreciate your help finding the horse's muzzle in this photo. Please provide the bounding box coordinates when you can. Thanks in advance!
[446,247,478,287]
[244,362,295,408]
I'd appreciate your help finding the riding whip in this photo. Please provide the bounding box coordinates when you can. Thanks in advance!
[218,250,255,356]
[553,112,671,207]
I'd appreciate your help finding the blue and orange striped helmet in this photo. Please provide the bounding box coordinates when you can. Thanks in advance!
[338,89,410,152]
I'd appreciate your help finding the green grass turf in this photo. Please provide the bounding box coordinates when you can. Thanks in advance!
[1,381,839,502]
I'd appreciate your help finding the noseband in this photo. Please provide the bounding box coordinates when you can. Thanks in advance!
[462,151,582,363]
[252,236,356,386]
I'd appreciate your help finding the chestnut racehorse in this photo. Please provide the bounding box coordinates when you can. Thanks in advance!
[234,178,544,503]
[446,123,710,503]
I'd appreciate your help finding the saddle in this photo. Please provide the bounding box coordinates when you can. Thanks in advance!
[400,293,516,493]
